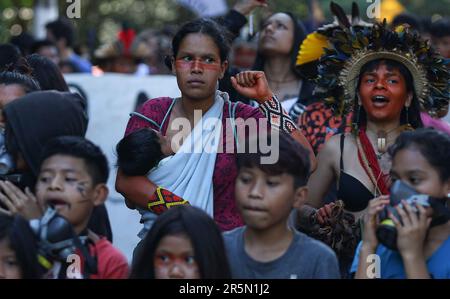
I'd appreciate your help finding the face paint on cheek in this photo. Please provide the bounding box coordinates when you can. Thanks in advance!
[75,181,91,202]
[175,59,221,71]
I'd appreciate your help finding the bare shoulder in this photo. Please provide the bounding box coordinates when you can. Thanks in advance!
[317,133,350,171]
[321,133,343,155]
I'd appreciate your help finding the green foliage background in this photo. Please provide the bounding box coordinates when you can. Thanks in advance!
[1,0,449,47]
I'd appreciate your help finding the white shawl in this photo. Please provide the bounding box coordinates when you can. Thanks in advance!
[137,91,226,238]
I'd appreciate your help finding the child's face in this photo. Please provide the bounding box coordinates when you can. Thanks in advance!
[0,238,22,279]
[391,148,450,199]
[156,132,173,157]
[35,155,99,234]
[154,233,200,279]
[431,35,450,59]
[235,166,303,230]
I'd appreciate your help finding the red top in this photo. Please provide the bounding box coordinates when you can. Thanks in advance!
[125,97,265,231]
[87,238,129,279]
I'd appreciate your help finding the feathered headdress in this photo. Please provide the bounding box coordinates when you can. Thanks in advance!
[299,2,450,117]
[296,2,372,79]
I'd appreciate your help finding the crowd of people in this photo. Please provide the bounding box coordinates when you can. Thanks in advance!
[0,0,449,279]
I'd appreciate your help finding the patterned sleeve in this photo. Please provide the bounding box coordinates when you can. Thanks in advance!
[124,97,171,136]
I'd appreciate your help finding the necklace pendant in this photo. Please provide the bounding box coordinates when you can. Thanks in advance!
[377,130,387,153]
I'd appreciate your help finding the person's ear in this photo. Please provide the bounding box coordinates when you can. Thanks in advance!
[219,60,229,80]
[293,186,308,210]
[405,92,413,108]
[444,178,450,199]
[92,184,108,206]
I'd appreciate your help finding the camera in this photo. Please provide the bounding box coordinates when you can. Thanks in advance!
[29,208,82,266]
[376,180,450,250]
[0,128,15,175]
[29,207,98,277]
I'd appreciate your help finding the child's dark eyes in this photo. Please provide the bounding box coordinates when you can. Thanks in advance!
[6,259,18,267]
[408,176,421,185]
[185,256,195,265]
[238,174,252,184]
[38,176,50,183]
[266,180,280,187]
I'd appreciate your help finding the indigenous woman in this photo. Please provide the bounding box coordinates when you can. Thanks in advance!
[115,18,315,236]
[296,2,449,276]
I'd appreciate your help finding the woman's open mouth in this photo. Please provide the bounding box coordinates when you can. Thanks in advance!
[372,95,390,108]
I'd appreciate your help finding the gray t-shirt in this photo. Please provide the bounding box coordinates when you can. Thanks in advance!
[223,226,340,279]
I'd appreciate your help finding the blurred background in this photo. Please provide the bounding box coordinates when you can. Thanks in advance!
[2,0,450,54]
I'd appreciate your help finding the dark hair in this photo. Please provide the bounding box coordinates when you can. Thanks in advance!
[391,13,422,32]
[0,43,22,72]
[27,54,69,91]
[130,206,231,279]
[388,128,450,182]
[0,70,41,93]
[116,128,164,176]
[429,18,450,38]
[172,18,231,63]
[40,136,109,185]
[45,19,75,48]
[354,58,423,129]
[30,39,57,55]
[253,12,307,78]
[236,131,311,188]
[0,214,43,279]
[9,32,35,56]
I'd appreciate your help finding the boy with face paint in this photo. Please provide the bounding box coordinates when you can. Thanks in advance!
[33,136,129,279]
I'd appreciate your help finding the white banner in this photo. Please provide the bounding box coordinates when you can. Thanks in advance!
[65,73,180,199]
[176,0,228,17]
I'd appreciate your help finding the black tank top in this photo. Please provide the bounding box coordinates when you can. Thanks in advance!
[337,134,374,212]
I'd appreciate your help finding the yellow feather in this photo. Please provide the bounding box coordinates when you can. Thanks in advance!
[296,32,329,66]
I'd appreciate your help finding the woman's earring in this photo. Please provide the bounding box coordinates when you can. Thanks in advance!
[353,104,361,132]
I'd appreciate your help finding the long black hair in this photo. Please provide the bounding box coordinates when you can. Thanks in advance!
[253,12,307,79]
[27,54,70,92]
[0,214,43,279]
[354,58,423,129]
[130,206,231,279]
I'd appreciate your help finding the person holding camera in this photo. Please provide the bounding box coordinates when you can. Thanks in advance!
[353,129,450,279]
[0,91,113,244]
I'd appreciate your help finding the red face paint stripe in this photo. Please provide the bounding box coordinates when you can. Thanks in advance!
[175,59,221,71]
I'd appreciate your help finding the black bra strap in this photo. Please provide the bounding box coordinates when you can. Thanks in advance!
[340,134,345,171]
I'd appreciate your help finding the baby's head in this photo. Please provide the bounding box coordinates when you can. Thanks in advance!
[116,128,172,176]
[35,136,109,235]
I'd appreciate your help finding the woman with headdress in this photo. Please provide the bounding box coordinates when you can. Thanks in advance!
[296,3,450,155]
[295,2,449,276]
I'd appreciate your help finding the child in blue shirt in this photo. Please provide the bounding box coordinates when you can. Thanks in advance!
[352,129,450,279]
